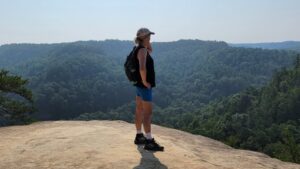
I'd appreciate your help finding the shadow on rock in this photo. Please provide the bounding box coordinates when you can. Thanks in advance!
[133,145,168,169]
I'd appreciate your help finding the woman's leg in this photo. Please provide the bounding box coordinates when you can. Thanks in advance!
[135,96,143,132]
[142,100,152,138]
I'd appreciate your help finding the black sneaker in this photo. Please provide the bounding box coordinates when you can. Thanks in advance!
[134,133,147,145]
[144,138,164,151]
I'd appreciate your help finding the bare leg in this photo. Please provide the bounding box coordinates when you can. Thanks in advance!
[135,96,143,131]
[142,100,152,134]
[141,99,164,151]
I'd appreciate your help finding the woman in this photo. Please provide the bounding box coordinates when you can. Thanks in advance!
[133,28,164,151]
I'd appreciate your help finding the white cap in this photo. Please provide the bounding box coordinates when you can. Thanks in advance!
[136,28,155,38]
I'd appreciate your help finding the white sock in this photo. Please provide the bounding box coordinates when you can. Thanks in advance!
[137,129,143,134]
[145,132,153,140]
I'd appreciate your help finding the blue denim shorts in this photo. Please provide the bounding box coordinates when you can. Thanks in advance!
[135,86,152,102]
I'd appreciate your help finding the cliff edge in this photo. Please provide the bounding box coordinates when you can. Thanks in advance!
[0,120,299,169]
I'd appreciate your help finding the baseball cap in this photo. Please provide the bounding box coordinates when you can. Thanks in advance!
[136,28,155,38]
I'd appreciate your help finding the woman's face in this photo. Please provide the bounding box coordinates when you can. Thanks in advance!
[144,35,151,43]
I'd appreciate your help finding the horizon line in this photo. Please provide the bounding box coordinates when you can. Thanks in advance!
[1,39,300,46]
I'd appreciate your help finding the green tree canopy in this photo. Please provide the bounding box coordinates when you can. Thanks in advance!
[0,69,35,126]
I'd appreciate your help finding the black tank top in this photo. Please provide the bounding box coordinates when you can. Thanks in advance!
[134,45,156,88]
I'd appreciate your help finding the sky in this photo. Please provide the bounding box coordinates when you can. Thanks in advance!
[0,0,299,45]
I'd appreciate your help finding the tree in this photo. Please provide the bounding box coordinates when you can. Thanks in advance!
[295,54,300,69]
[0,69,35,126]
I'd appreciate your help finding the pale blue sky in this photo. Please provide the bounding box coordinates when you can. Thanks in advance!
[0,0,299,45]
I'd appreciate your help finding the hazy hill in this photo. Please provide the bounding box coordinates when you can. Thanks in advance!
[170,56,300,163]
[0,40,297,120]
[230,41,300,52]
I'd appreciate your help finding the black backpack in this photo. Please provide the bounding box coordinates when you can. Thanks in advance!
[124,46,139,85]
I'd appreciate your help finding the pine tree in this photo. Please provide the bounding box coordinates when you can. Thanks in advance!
[0,69,35,126]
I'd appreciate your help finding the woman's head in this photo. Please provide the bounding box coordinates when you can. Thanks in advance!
[134,28,155,46]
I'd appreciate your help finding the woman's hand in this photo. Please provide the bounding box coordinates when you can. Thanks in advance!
[142,80,151,89]
[147,43,153,53]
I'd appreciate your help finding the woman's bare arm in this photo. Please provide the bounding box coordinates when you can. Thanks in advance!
[137,48,151,88]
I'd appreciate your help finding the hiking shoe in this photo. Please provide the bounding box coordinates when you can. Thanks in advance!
[134,133,147,145]
[144,138,164,151]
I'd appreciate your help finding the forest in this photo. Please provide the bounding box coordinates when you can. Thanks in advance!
[0,40,299,163]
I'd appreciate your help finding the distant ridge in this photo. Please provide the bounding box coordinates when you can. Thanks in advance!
[230,41,300,51]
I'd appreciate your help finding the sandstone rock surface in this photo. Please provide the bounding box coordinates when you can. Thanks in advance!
[0,120,299,169]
